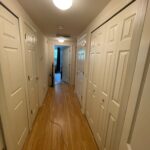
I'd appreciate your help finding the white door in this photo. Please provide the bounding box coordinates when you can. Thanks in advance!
[119,1,150,150]
[86,26,105,133]
[0,5,28,150]
[86,2,138,150]
[103,3,137,150]
[76,37,86,104]
[86,51,95,120]
[62,47,70,83]
[94,21,116,149]
[24,24,39,127]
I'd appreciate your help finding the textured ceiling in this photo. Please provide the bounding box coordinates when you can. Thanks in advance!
[18,0,110,37]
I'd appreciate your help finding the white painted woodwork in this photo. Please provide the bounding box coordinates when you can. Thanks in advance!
[86,25,106,134]
[119,1,150,149]
[0,5,28,150]
[119,59,150,150]
[62,47,70,83]
[86,2,139,150]
[129,66,150,149]
[103,3,137,150]
[120,59,150,150]
[24,24,39,128]
[76,36,87,105]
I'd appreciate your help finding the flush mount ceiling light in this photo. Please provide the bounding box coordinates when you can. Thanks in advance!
[52,0,73,10]
[57,37,65,43]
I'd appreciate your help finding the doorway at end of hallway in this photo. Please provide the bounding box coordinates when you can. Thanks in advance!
[54,45,71,85]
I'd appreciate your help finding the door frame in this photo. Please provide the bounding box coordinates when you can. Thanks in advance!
[50,41,75,85]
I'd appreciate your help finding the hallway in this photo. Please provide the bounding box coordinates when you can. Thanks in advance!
[0,0,150,150]
[23,83,98,150]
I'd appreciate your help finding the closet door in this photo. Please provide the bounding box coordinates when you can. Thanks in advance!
[86,27,105,132]
[86,32,96,128]
[86,51,95,124]
[119,1,150,149]
[95,19,119,149]
[24,25,39,127]
[76,37,86,105]
[103,3,137,150]
[0,5,28,150]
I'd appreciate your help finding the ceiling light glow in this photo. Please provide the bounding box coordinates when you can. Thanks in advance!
[52,0,73,10]
[58,37,65,43]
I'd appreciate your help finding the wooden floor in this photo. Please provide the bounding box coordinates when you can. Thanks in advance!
[23,83,98,150]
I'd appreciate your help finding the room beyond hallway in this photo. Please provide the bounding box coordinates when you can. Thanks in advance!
[55,73,62,84]
[23,83,98,150]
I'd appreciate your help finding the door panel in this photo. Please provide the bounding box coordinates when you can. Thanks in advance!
[24,25,39,127]
[119,1,150,149]
[76,37,86,105]
[0,5,28,150]
[86,53,94,119]
[95,16,120,150]
[104,3,137,150]
[86,26,106,138]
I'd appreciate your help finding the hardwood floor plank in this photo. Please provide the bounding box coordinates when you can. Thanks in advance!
[23,83,98,150]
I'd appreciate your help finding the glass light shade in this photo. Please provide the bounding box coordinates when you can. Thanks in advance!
[52,0,73,10]
[58,37,65,43]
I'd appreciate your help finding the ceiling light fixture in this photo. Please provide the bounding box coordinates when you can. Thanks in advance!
[57,37,65,43]
[52,0,73,10]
